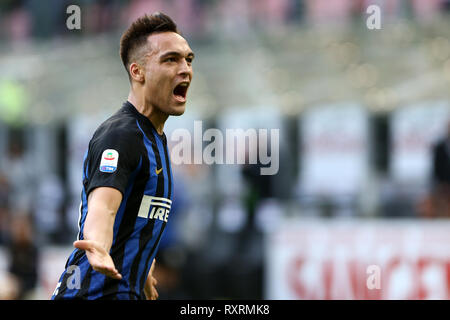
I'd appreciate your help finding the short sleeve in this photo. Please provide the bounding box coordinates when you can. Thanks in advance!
[85,128,140,197]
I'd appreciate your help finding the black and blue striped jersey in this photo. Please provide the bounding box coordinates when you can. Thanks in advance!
[52,101,173,300]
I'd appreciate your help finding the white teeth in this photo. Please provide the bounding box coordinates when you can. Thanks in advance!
[179,83,188,87]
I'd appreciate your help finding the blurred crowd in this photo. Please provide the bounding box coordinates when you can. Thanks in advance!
[0,0,450,300]
[1,0,450,43]
[0,133,40,299]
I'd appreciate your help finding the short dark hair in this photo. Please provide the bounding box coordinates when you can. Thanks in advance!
[119,12,180,79]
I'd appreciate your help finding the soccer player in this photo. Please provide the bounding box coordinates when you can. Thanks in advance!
[52,12,194,300]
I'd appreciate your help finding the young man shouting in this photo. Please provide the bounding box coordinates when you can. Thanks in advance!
[52,12,194,300]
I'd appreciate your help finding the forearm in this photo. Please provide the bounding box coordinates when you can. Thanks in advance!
[83,187,122,251]
[83,203,116,251]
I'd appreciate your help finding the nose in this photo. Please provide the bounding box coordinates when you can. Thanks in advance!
[178,58,193,79]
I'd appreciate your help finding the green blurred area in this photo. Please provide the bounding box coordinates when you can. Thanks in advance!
[0,80,27,126]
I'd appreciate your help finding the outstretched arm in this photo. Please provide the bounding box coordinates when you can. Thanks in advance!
[73,187,123,280]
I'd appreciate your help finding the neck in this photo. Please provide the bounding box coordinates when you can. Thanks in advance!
[127,91,168,135]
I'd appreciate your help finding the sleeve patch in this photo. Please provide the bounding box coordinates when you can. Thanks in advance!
[100,149,119,173]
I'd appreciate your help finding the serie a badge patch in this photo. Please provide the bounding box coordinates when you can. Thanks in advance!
[100,149,119,173]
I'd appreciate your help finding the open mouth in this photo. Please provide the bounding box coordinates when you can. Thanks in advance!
[173,82,189,102]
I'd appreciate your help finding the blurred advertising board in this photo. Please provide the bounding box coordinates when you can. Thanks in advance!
[216,105,283,196]
[298,103,369,197]
[265,219,450,300]
[390,101,450,185]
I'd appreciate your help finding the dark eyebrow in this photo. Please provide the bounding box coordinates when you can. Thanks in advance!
[160,51,195,60]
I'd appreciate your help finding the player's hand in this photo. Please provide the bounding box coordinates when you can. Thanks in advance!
[144,259,158,300]
[73,240,122,280]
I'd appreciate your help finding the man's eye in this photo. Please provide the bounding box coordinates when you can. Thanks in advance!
[186,58,193,64]
[166,57,176,62]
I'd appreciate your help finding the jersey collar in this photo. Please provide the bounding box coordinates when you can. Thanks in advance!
[123,101,167,142]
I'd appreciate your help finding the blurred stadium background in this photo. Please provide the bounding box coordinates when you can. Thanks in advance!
[0,0,450,300]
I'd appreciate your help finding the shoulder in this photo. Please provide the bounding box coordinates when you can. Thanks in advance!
[85,111,144,168]
[91,111,142,147]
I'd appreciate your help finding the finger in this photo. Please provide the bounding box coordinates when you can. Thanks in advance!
[101,269,122,280]
[152,287,158,300]
[106,268,122,280]
[93,265,122,280]
[110,272,122,280]
[73,240,95,252]
[150,259,156,273]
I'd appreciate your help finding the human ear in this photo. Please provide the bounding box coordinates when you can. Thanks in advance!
[129,62,144,82]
